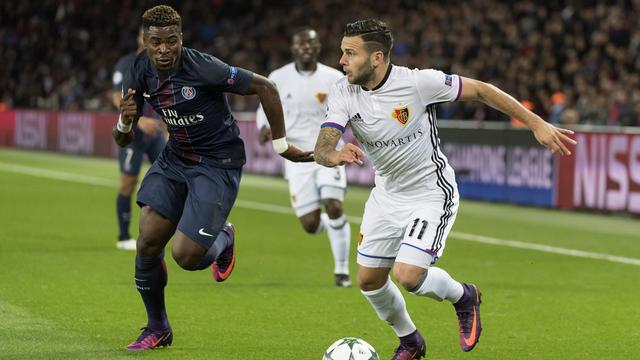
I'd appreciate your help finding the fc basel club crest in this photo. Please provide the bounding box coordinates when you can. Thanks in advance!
[315,92,327,103]
[181,86,196,100]
[392,105,410,125]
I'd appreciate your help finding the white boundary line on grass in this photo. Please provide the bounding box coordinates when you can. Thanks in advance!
[234,200,640,267]
[2,161,640,267]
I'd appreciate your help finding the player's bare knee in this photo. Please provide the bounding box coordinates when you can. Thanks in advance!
[358,273,387,292]
[323,199,343,219]
[394,265,427,291]
[299,213,321,233]
[171,231,207,270]
[136,234,162,256]
[119,176,138,196]
[171,247,200,270]
[137,207,175,256]
[301,220,321,233]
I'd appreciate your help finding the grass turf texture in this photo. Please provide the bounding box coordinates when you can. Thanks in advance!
[0,148,638,359]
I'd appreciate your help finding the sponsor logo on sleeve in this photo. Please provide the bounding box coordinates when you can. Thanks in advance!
[445,74,453,86]
[227,66,238,85]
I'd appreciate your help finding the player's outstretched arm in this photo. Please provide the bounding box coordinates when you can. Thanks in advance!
[247,74,314,162]
[112,88,138,147]
[458,77,577,155]
[315,127,365,167]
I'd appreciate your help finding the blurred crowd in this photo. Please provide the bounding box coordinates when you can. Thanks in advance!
[1,0,639,126]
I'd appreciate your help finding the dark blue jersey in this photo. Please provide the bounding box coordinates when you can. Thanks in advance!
[112,52,137,91]
[123,47,253,168]
[113,51,158,120]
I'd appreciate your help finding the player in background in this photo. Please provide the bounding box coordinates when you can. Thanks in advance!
[256,28,351,287]
[114,5,313,351]
[315,19,576,359]
[111,27,166,250]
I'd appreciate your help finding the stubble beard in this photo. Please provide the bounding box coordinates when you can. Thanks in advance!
[349,59,375,87]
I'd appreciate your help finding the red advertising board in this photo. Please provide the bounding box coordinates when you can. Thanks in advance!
[0,111,16,146]
[556,132,640,214]
[2,109,638,215]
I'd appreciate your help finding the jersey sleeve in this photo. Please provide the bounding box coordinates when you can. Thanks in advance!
[415,69,462,105]
[198,54,253,95]
[122,58,146,117]
[112,58,126,91]
[321,83,349,133]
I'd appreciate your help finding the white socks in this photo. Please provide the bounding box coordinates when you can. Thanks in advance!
[321,213,350,275]
[361,277,417,337]
[410,267,464,303]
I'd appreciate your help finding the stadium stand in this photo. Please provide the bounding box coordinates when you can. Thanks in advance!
[1,0,638,126]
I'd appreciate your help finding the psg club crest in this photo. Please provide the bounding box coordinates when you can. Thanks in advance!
[181,86,196,100]
[315,92,327,103]
[392,105,410,125]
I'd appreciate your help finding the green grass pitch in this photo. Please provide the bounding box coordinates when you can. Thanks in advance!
[0,148,638,359]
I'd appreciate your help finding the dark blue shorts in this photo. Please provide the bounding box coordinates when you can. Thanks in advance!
[136,150,241,249]
[118,130,166,176]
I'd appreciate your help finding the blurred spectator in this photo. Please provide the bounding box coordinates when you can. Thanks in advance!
[548,92,567,124]
[0,0,639,126]
[560,107,580,125]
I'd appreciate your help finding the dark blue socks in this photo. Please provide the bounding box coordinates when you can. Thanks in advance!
[135,254,170,330]
[116,194,131,240]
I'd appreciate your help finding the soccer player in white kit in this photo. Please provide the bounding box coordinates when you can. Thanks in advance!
[315,20,576,359]
[256,28,352,287]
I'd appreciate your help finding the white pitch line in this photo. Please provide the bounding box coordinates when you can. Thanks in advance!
[2,161,640,267]
[233,202,640,267]
[0,162,118,187]
[449,232,640,267]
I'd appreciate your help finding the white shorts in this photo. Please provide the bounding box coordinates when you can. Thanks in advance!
[288,164,347,217]
[357,170,459,269]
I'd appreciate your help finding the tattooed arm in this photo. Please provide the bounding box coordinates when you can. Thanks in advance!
[314,126,365,167]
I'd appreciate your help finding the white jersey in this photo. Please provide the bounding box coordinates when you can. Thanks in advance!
[324,64,462,194]
[256,62,343,148]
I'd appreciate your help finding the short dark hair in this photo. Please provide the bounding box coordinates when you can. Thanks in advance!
[291,26,316,40]
[344,19,393,60]
[142,5,181,30]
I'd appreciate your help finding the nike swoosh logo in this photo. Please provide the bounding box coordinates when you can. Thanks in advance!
[143,92,150,98]
[462,306,478,347]
[199,228,215,237]
[148,333,168,348]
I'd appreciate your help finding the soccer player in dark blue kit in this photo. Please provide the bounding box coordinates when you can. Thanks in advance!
[111,27,166,251]
[114,5,313,350]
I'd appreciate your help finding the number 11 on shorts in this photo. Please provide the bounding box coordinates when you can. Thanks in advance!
[407,218,428,240]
